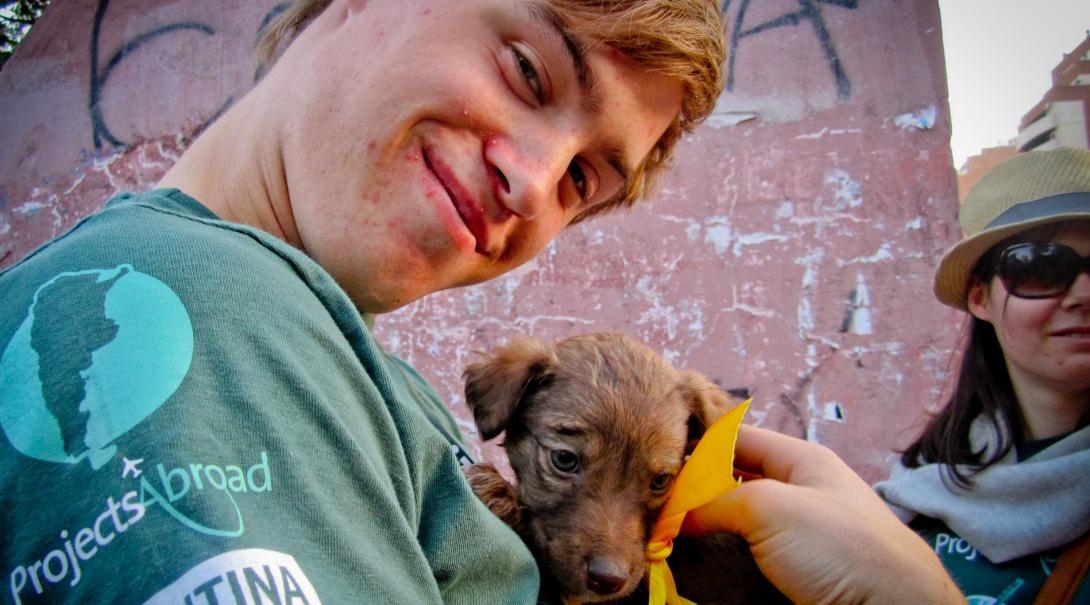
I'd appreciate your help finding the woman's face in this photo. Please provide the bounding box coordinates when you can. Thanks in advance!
[968,223,1090,397]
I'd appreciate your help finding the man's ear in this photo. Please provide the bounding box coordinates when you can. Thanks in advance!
[967,279,993,322]
[463,339,558,440]
[676,369,740,453]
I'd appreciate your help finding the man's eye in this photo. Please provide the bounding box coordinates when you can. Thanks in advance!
[514,48,544,105]
[568,161,588,201]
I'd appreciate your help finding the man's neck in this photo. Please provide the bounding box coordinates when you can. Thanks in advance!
[156,87,299,249]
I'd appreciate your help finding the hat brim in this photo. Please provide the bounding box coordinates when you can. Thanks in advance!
[933,211,1090,310]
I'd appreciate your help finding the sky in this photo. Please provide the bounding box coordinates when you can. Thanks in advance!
[939,0,1090,168]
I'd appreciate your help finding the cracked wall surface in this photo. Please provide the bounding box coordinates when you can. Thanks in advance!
[0,0,962,483]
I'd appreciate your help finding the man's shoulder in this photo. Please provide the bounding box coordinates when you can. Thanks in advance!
[3,188,334,319]
[91,188,302,275]
[0,188,368,407]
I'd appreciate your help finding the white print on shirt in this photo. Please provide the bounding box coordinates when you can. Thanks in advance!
[143,549,321,605]
[934,532,978,561]
[997,578,1026,603]
[0,266,194,472]
[9,491,146,605]
[7,451,274,604]
[138,451,273,537]
[122,456,145,478]
[965,578,1026,605]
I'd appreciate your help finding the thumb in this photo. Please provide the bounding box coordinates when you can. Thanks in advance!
[680,481,759,537]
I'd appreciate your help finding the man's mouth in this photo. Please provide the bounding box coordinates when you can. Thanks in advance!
[423,148,489,255]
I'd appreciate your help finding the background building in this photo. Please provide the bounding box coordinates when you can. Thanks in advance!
[1016,32,1090,153]
[957,144,1018,202]
[957,32,1089,201]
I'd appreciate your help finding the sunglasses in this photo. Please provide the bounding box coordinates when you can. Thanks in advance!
[996,242,1090,298]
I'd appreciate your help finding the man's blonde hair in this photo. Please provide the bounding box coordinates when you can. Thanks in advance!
[256,0,726,222]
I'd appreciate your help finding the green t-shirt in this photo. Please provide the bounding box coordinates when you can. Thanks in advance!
[0,189,538,604]
[910,434,1089,605]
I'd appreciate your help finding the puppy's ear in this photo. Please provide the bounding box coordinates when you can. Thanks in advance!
[676,370,741,452]
[464,339,558,440]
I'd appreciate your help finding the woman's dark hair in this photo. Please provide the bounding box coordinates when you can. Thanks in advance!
[900,244,1025,488]
[904,218,1090,486]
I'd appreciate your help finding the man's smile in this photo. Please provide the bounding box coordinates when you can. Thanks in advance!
[423,146,493,257]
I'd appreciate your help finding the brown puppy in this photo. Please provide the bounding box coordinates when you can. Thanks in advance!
[462,332,788,604]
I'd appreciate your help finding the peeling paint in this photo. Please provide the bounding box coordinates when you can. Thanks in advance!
[823,169,864,210]
[823,402,845,422]
[797,297,814,337]
[893,105,937,131]
[14,201,46,215]
[805,391,821,441]
[796,248,826,289]
[703,216,733,256]
[843,273,874,335]
[660,214,703,243]
[837,243,894,267]
[706,111,757,128]
[720,286,777,319]
[795,127,829,140]
[731,231,790,257]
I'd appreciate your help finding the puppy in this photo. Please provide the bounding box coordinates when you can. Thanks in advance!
[462,332,788,604]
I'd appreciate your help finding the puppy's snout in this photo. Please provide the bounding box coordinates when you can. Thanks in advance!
[586,557,629,595]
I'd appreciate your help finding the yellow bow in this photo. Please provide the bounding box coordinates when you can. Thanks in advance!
[645,399,750,605]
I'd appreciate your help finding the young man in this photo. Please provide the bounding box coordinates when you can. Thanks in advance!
[0,0,724,602]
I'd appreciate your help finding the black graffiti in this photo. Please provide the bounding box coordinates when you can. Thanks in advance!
[720,0,858,100]
[88,1,289,151]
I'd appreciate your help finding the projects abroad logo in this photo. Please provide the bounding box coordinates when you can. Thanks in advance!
[0,268,279,603]
[9,451,272,601]
[8,452,274,605]
[0,266,193,470]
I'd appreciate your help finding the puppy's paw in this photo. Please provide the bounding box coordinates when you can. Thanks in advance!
[463,463,523,529]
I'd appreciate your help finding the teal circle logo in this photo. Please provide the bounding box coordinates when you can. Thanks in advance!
[0,265,193,470]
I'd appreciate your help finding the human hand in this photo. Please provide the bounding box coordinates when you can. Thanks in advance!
[681,425,966,605]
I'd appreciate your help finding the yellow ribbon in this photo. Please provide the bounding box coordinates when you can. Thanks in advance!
[645,399,750,605]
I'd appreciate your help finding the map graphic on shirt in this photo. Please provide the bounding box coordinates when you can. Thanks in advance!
[0,265,193,470]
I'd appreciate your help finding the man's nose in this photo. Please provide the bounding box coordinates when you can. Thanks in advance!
[484,128,574,222]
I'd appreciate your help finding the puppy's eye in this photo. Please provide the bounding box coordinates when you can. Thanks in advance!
[550,449,580,473]
[650,473,673,493]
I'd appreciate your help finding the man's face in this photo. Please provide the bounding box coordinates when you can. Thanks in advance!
[272,0,684,313]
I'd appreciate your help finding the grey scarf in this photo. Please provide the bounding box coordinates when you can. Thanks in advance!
[873,418,1090,563]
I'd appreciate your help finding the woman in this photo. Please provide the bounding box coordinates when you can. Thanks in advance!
[876,148,1090,604]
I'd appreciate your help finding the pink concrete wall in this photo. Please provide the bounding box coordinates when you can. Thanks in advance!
[0,0,963,483]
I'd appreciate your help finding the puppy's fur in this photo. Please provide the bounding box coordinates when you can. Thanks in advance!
[463,332,788,604]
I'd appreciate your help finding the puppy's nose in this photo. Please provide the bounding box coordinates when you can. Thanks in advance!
[586,558,628,595]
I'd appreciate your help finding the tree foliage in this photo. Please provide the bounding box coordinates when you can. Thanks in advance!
[1,0,49,71]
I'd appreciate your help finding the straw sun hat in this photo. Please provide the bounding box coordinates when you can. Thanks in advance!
[934,147,1090,310]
